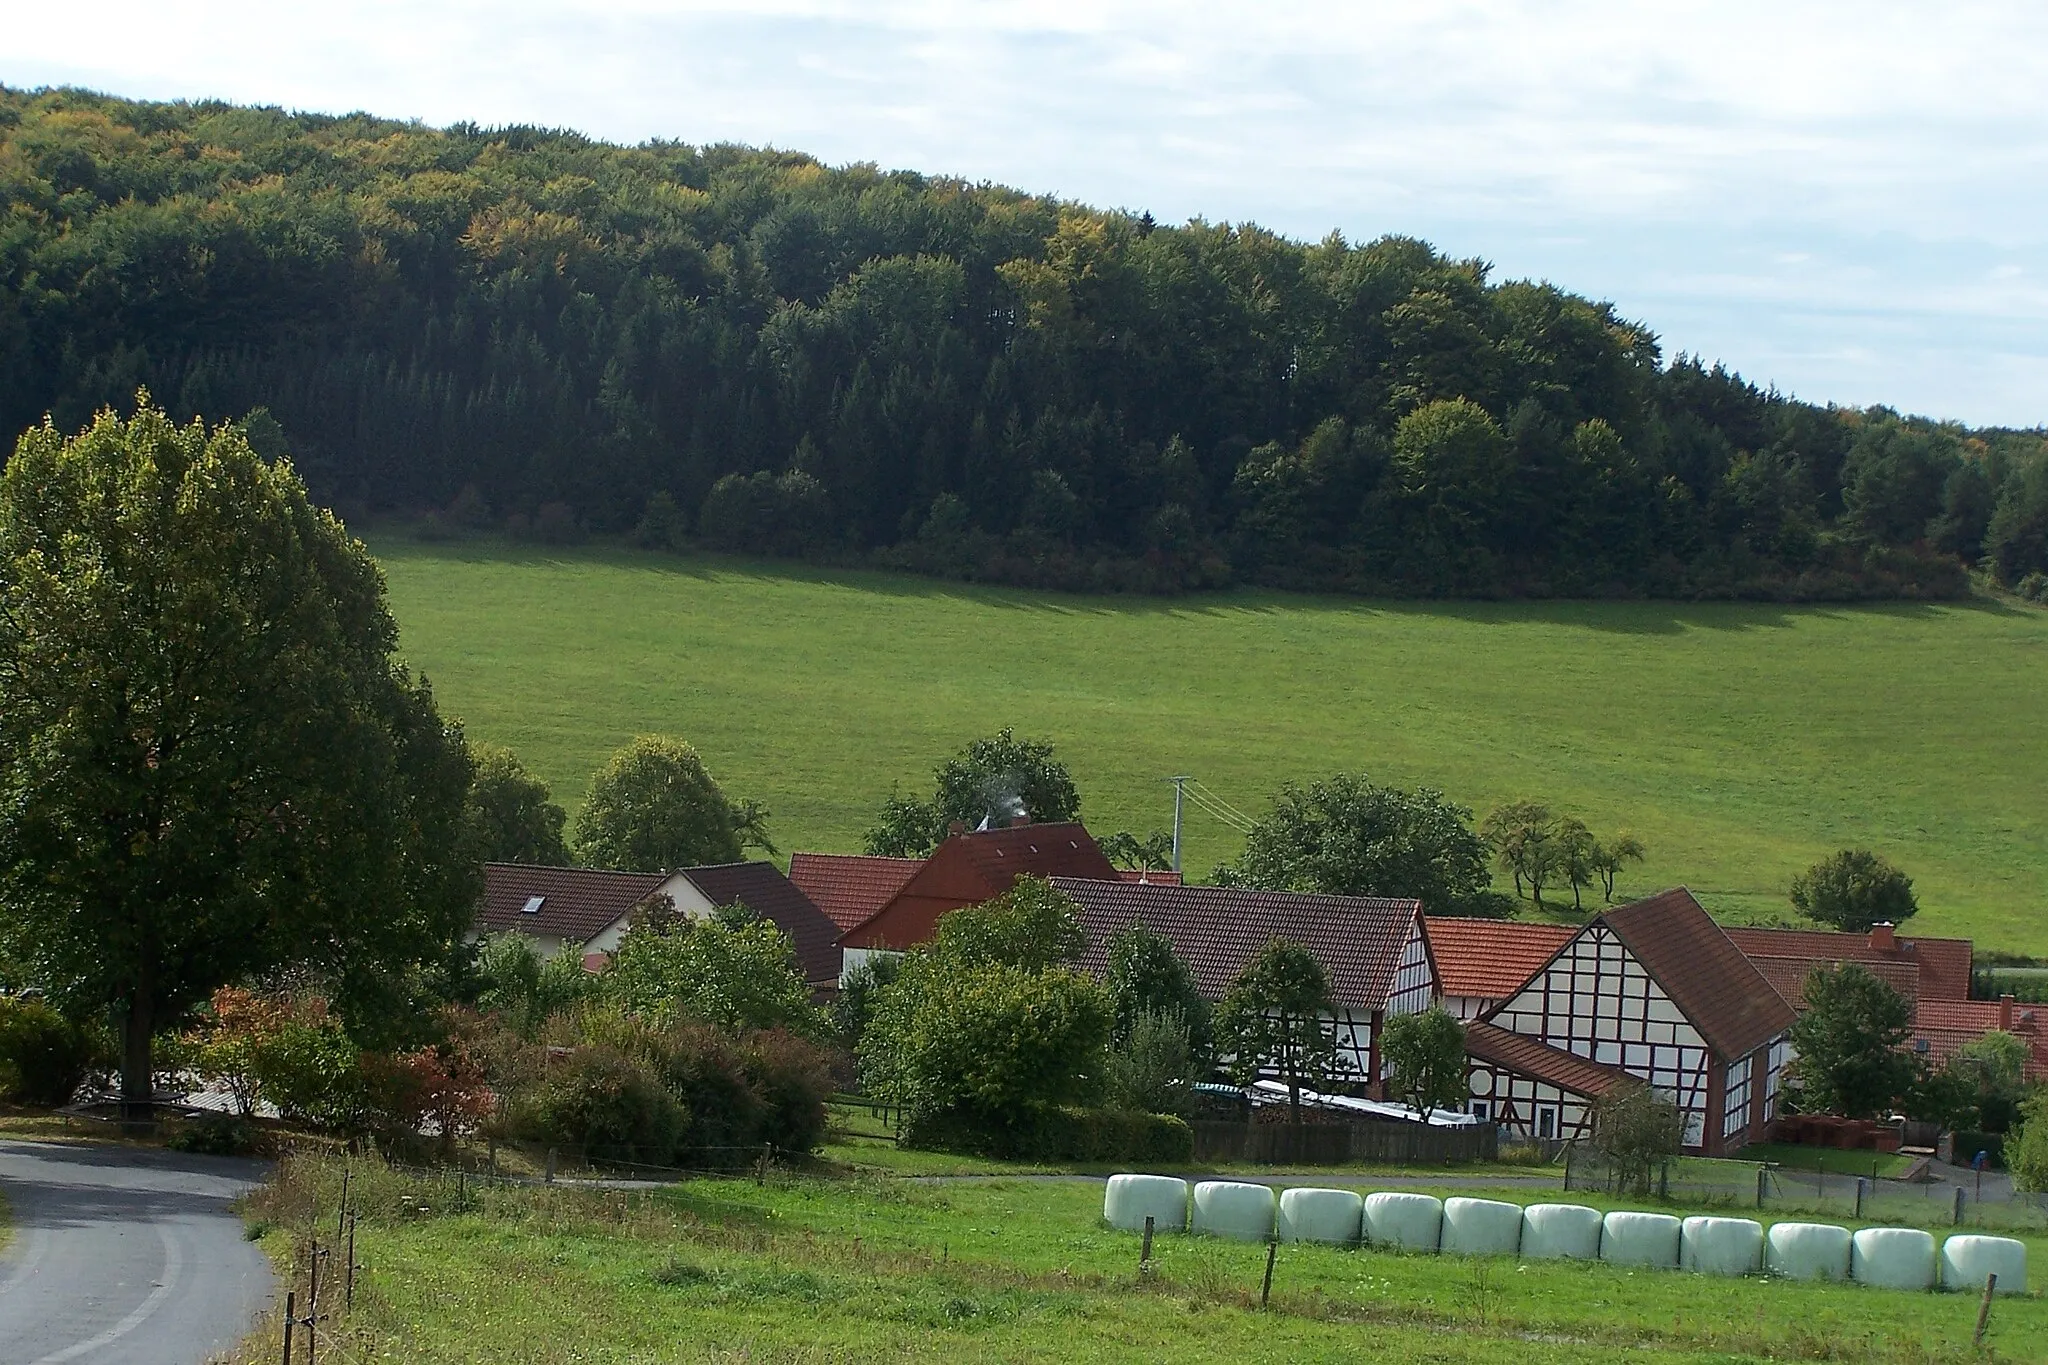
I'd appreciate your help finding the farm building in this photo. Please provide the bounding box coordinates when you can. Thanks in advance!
[1423,917,1576,1020]
[788,852,923,935]
[1054,877,1436,1094]
[474,860,843,989]
[1724,923,1974,1005]
[1465,888,1795,1156]
[834,820,1122,976]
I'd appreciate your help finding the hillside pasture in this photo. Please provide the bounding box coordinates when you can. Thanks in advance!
[372,536,2048,953]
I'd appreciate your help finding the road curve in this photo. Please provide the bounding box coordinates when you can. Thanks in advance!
[0,1138,273,1365]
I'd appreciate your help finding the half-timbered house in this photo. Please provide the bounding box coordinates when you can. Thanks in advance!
[1055,878,1436,1095]
[1465,888,1795,1155]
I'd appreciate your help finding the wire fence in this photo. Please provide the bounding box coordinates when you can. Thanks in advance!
[1563,1149,2048,1233]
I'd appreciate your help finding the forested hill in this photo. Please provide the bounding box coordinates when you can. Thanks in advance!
[4,88,2046,600]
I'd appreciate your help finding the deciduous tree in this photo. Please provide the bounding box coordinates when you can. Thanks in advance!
[573,735,770,871]
[1104,923,1212,1059]
[1379,1007,1468,1113]
[602,907,824,1038]
[1788,964,1916,1119]
[1232,774,1498,916]
[470,745,569,865]
[0,399,479,1112]
[863,729,1080,857]
[1790,850,1918,933]
[1216,938,1340,1120]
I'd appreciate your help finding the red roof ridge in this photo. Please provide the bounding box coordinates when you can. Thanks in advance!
[1599,888,1796,1061]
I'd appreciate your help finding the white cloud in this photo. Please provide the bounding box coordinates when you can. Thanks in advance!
[7,1,2047,423]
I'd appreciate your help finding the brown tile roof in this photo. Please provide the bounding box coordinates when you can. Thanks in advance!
[841,823,1122,949]
[477,863,664,943]
[1602,889,1797,1062]
[681,862,844,987]
[1054,878,1426,1012]
[1749,955,1920,1010]
[1910,999,2048,1081]
[1117,869,1184,885]
[1464,1021,1640,1099]
[787,853,922,933]
[1425,917,1577,1002]
[1724,926,1974,1002]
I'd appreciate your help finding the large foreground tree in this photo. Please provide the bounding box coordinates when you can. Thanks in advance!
[0,399,480,1111]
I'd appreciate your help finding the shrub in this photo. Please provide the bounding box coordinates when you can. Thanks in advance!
[699,469,832,557]
[253,1017,363,1127]
[2017,571,2048,604]
[0,997,104,1105]
[904,1104,1193,1163]
[523,1046,687,1165]
[740,1027,834,1155]
[164,1112,262,1156]
[1590,1086,1684,1197]
[1101,1009,1196,1116]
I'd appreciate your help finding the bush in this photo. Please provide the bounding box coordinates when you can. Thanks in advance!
[522,1046,687,1165]
[252,1018,363,1127]
[164,1112,262,1156]
[699,469,832,557]
[0,997,103,1105]
[904,1104,1193,1163]
[2017,571,2048,604]
[740,1027,834,1155]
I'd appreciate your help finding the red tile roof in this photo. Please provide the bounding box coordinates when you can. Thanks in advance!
[787,853,922,933]
[1425,917,1577,1002]
[841,823,1122,949]
[1054,878,1426,1011]
[1910,999,2048,1081]
[1724,926,1973,1002]
[1603,889,1797,1062]
[1749,954,1920,1010]
[1117,869,1184,885]
[681,861,843,987]
[477,863,664,943]
[1464,1021,1640,1099]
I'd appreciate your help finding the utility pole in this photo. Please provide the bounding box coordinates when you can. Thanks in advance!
[1167,776,1190,872]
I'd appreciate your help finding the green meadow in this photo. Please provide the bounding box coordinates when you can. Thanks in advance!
[370,536,2048,954]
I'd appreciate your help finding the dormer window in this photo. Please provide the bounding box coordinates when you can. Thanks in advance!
[520,895,546,915]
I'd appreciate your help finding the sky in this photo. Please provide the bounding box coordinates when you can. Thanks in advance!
[10,1,2047,427]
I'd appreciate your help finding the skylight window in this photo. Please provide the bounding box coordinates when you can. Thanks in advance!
[520,895,546,915]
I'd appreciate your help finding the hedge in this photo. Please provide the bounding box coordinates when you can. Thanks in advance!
[905,1105,1193,1163]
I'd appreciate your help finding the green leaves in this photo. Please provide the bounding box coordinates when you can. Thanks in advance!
[573,735,765,872]
[863,729,1079,858]
[601,910,823,1039]
[1230,772,1496,916]
[1788,963,1916,1120]
[1789,850,1918,933]
[1379,1006,1468,1114]
[1216,938,1340,1107]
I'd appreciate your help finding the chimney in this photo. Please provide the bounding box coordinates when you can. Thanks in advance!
[1870,922,1897,952]
[947,820,967,838]
[2002,994,2015,1030]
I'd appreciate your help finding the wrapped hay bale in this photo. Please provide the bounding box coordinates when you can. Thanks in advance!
[1520,1203,1603,1260]
[1940,1235,2027,1295]
[1103,1174,1189,1234]
[1278,1186,1364,1245]
[1191,1180,1277,1242]
[1441,1197,1524,1257]
[1600,1210,1681,1269]
[1362,1192,1444,1252]
[1765,1222,1852,1282]
[1680,1216,1764,1277]
[1851,1227,1938,1291]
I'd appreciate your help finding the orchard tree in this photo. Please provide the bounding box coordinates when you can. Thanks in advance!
[1590,831,1647,903]
[470,745,569,864]
[1105,922,1213,1059]
[573,735,771,871]
[1379,1006,1468,1113]
[0,400,480,1112]
[864,728,1080,857]
[1788,964,1916,1118]
[1790,850,1918,933]
[602,904,823,1037]
[1231,773,1500,916]
[1217,938,1340,1120]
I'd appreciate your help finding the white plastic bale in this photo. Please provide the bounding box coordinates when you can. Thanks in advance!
[1519,1203,1604,1260]
[1278,1187,1364,1245]
[1765,1222,1852,1282]
[1600,1211,1682,1269]
[1191,1180,1277,1242]
[1680,1217,1764,1277]
[1940,1235,2027,1296]
[1362,1192,1444,1252]
[1103,1174,1189,1234]
[1851,1227,1939,1291]
[1440,1198,1524,1257]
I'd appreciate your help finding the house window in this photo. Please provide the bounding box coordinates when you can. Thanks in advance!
[520,895,546,915]
[1470,1100,1490,1121]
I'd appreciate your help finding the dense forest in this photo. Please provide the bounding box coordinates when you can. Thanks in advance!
[3,86,2046,599]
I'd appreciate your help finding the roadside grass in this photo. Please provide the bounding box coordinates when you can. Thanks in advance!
[1742,1145,1920,1180]
[369,534,2048,953]
[235,1152,2045,1364]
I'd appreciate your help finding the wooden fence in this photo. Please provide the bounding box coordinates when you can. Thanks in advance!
[1189,1118,1496,1166]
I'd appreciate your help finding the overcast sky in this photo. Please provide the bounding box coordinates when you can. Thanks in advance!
[10,1,2047,427]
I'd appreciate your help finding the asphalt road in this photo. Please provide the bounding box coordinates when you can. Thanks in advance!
[0,1139,273,1365]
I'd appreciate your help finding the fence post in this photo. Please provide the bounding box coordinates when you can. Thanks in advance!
[346,1213,357,1310]
[1953,1186,1966,1226]
[306,1241,321,1365]
[336,1166,350,1243]
[1140,1215,1155,1274]
[1755,1165,1766,1209]
[1854,1177,1865,1220]
[1659,1159,1669,1202]
[1975,1272,1998,1347]
[281,1289,294,1365]
[545,1147,557,1183]
[758,1142,772,1185]
[1260,1239,1277,1308]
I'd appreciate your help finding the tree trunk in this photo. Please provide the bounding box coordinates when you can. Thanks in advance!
[1572,880,1583,912]
[121,981,154,1120]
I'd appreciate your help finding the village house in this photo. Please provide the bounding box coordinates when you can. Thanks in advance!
[1054,877,1437,1094]
[1464,888,1796,1155]
[474,860,844,991]
[1423,917,1576,1020]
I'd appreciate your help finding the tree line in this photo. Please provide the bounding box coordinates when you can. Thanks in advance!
[5,87,2047,602]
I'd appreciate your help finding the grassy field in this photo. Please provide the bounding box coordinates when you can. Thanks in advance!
[243,1153,2044,1363]
[370,534,2048,952]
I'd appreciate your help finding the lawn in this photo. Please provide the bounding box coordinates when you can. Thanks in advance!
[241,1153,2045,1364]
[370,534,2048,953]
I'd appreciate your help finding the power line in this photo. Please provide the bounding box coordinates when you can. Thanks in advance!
[1187,778,1255,827]
[1181,784,1254,833]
